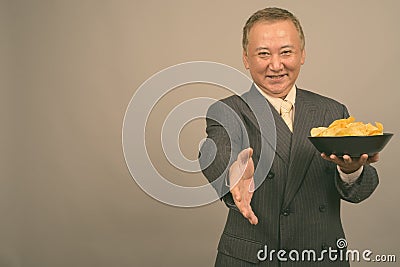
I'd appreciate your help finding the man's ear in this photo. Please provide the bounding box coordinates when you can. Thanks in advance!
[242,49,250,69]
[301,49,306,65]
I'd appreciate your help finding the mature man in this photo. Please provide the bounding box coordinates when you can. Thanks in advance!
[199,7,379,266]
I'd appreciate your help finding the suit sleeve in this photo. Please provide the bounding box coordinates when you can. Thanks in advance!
[333,104,379,203]
[335,165,379,203]
[198,99,245,210]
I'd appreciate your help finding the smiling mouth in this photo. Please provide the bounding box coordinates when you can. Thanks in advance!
[266,74,287,80]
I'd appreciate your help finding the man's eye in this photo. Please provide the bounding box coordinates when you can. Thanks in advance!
[258,52,270,57]
[281,50,292,55]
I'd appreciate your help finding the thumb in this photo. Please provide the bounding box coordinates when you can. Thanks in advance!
[238,147,253,165]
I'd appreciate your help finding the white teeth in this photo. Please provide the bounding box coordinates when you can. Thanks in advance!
[269,75,284,79]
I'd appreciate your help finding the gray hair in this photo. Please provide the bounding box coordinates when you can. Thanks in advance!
[242,7,305,51]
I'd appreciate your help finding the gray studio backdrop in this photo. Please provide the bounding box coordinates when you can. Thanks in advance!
[2,1,399,266]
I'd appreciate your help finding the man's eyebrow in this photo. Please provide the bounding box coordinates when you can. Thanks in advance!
[281,45,295,49]
[255,45,295,51]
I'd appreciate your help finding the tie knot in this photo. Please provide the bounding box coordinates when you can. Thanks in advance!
[280,100,293,114]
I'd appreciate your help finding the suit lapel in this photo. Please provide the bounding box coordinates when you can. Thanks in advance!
[268,104,292,165]
[282,89,325,208]
[240,86,326,207]
[242,85,291,166]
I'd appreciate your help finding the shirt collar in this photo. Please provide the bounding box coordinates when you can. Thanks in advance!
[254,83,297,113]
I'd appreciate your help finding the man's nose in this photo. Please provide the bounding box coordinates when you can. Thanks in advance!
[268,55,283,71]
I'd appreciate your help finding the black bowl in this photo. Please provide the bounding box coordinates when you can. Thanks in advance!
[308,133,394,157]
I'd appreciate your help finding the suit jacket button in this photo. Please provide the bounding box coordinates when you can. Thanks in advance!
[282,209,290,216]
[267,172,275,179]
[319,205,326,212]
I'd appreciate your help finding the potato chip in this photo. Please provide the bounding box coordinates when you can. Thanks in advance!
[310,117,384,137]
[310,127,327,137]
[329,116,355,128]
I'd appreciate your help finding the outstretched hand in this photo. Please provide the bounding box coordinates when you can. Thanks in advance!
[321,153,379,174]
[229,147,258,225]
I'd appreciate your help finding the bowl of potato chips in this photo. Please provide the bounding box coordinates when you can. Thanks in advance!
[308,117,393,157]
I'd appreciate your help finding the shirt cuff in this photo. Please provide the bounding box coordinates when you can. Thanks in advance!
[337,165,364,184]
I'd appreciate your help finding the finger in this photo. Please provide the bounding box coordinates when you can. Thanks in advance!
[248,212,259,225]
[342,155,352,164]
[248,147,253,158]
[231,187,241,202]
[327,154,342,165]
[238,147,253,165]
[321,153,334,162]
[244,187,254,204]
[242,193,256,216]
[367,153,379,164]
[239,203,258,225]
[229,162,242,188]
[322,153,349,167]
[358,154,368,165]
[235,149,253,182]
[248,178,255,193]
[245,205,258,225]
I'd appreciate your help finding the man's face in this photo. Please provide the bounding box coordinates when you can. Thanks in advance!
[243,20,306,98]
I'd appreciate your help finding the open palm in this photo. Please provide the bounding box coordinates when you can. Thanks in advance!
[229,148,258,225]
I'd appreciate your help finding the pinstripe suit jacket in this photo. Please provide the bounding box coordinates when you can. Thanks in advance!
[199,85,379,267]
